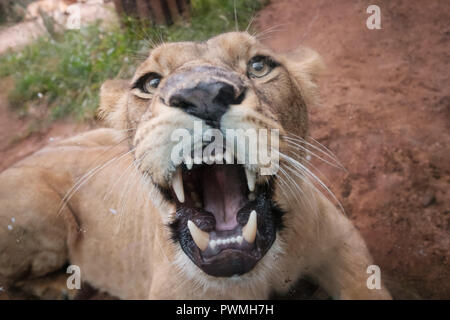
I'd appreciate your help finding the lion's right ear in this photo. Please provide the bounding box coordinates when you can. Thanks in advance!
[97,79,130,129]
[280,46,325,107]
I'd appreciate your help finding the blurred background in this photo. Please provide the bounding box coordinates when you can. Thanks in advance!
[0,0,448,299]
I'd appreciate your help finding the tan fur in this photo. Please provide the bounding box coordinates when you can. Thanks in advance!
[25,0,77,20]
[0,32,391,299]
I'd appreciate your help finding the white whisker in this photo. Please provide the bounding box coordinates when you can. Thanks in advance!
[278,152,345,215]
[58,148,136,217]
[284,138,344,170]
[284,134,345,170]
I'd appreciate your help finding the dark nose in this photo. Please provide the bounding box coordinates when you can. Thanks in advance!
[162,65,246,126]
[168,81,243,125]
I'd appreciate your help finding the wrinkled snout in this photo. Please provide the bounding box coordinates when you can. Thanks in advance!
[160,66,246,126]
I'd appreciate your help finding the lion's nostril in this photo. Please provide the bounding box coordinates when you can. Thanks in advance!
[169,97,192,110]
[213,84,236,106]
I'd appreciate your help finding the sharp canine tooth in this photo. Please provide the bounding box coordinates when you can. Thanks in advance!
[172,167,185,203]
[210,240,217,250]
[245,168,256,192]
[242,210,257,243]
[187,220,209,251]
[185,156,193,170]
[237,235,243,244]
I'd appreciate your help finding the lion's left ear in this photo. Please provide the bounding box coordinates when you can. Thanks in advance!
[96,79,130,129]
[280,46,324,107]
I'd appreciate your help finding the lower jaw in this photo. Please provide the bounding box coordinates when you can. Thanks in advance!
[199,250,261,277]
[166,172,284,278]
[183,228,277,278]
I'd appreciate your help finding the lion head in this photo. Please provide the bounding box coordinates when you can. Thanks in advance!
[98,32,323,282]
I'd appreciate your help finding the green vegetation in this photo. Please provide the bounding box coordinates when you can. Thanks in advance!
[0,0,262,121]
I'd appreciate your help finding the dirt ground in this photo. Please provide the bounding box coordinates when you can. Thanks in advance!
[0,0,448,299]
[0,78,93,172]
[256,0,450,299]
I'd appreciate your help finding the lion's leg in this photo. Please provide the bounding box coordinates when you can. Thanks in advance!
[0,166,72,298]
[312,236,392,299]
[310,199,392,300]
[11,271,80,300]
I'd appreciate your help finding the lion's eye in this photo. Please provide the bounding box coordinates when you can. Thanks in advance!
[142,74,161,93]
[133,72,162,96]
[247,56,273,78]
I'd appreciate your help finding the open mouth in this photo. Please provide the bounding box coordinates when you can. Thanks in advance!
[167,152,285,277]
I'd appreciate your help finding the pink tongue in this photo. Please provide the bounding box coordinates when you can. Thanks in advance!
[202,165,245,231]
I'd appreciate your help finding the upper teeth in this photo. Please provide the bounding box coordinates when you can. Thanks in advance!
[245,168,256,192]
[171,166,256,203]
[180,150,238,168]
[184,156,193,170]
[194,155,202,164]
[187,211,257,252]
[224,151,234,164]
[215,152,223,162]
[172,153,257,203]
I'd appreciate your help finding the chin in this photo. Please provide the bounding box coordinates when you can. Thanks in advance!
[172,233,287,297]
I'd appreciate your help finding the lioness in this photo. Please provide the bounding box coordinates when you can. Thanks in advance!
[0,32,391,299]
[25,0,77,20]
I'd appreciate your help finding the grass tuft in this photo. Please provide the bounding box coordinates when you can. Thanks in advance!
[0,0,263,121]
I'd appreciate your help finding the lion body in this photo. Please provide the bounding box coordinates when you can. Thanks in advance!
[25,0,77,20]
[0,32,391,299]
[0,129,388,299]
